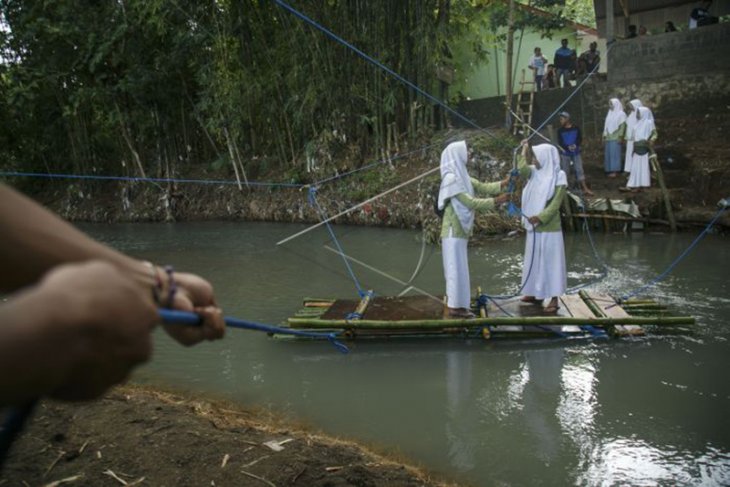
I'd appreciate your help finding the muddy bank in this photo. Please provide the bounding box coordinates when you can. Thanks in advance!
[1,385,459,487]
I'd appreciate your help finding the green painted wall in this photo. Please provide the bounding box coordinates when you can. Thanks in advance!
[450,26,594,100]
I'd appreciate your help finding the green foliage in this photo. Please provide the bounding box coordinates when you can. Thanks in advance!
[0,0,588,182]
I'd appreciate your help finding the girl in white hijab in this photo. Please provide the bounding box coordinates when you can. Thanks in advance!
[518,142,568,313]
[602,98,627,177]
[626,106,657,191]
[623,99,643,175]
[438,141,508,319]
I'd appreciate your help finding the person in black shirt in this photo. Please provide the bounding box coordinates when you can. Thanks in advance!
[689,0,718,28]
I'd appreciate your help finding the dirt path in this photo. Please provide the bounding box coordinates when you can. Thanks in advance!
[1,385,459,487]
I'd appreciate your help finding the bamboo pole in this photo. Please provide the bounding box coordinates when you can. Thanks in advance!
[650,155,677,232]
[578,290,605,317]
[288,315,694,329]
[351,291,373,319]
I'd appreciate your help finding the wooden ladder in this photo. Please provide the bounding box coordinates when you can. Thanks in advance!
[512,69,535,137]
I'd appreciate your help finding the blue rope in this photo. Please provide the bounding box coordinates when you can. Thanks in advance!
[610,206,728,307]
[307,186,366,297]
[0,171,306,188]
[273,0,500,141]
[159,308,349,354]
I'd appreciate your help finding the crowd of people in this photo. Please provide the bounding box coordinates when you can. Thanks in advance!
[527,0,721,91]
[528,39,601,92]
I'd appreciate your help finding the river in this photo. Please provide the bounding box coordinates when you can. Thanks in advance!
[83,221,730,486]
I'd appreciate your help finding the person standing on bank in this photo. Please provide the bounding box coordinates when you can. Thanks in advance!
[438,141,509,319]
[516,142,567,314]
[602,98,627,178]
[528,47,548,92]
[553,39,575,88]
[623,99,643,176]
[557,112,593,196]
[626,107,658,192]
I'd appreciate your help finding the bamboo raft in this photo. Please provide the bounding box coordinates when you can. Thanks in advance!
[278,289,695,341]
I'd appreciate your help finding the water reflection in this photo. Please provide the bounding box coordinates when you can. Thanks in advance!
[80,222,730,487]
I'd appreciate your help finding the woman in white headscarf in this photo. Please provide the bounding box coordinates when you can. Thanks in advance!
[438,141,509,319]
[517,142,568,313]
[623,99,643,175]
[626,106,657,192]
[602,98,627,178]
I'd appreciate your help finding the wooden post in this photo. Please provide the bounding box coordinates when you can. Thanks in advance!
[505,0,515,129]
[651,155,677,232]
[605,0,615,44]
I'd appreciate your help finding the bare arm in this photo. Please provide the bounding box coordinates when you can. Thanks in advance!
[0,184,225,346]
[0,184,150,292]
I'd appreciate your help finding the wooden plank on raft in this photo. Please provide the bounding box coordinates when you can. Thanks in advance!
[560,294,599,319]
[587,292,645,337]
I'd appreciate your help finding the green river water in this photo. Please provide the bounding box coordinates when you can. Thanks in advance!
[83,221,730,486]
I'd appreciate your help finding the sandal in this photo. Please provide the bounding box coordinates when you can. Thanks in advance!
[544,301,560,314]
[447,308,476,319]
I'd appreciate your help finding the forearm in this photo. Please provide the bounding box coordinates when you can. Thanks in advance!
[0,184,154,292]
[0,287,73,405]
[471,178,502,196]
[455,193,495,212]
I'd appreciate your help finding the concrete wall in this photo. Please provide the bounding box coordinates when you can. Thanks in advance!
[454,21,730,137]
[608,21,730,82]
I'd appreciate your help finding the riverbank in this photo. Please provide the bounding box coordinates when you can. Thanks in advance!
[14,128,730,239]
[2,384,459,487]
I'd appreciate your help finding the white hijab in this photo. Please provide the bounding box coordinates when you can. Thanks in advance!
[438,140,475,233]
[521,144,567,229]
[633,107,656,141]
[626,99,643,139]
[603,98,627,136]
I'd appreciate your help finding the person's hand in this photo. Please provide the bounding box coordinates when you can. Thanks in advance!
[527,216,541,226]
[494,193,510,205]
[39,261,158,401]
[163,271,225,346]
[500,176,510,188]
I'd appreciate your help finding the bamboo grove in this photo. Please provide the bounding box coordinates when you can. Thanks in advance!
[0,0,459,186]
[0,1,593,188]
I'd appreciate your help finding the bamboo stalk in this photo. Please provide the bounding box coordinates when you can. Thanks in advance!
[651,155,677,232]
[287,315,695,329]
[578,290,605,317]
[351,291,373,319]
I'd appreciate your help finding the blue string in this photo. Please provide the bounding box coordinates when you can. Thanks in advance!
[611,206,728,306]
[273,0,500,141]
[307,186,365,297]
[159,308,350,354]
[0,171,306,188]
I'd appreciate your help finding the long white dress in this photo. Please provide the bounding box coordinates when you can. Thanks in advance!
[520,144,568,300]
[627,107,656,189]
[624,99,642,174]
[438,141,474,309]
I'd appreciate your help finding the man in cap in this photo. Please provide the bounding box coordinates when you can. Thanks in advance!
[557,112,593,196]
